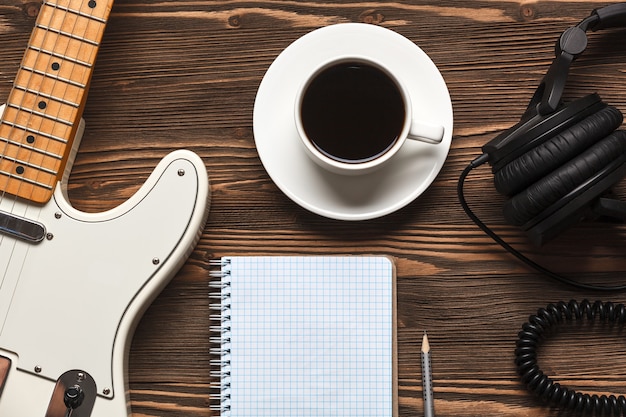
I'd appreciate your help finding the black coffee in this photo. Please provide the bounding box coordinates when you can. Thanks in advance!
[300,61,405,163]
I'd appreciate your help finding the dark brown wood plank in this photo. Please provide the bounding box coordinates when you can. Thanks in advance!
[0,0,625,416]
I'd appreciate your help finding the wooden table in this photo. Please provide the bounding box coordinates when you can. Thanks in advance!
[1,0,626,416]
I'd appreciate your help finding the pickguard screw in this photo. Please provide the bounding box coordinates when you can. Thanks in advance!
[46,233,54,240]
[103,388,111,395]
[178,169,185,176]
[34,365,42,373]
[152,258,160,265]
[54,212,61,219]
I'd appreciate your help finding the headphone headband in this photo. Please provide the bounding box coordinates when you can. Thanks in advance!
[589,3,626,31]
[483,3,626,164]
[535,3,626,115]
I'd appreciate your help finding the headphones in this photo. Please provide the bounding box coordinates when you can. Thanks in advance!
[458,3,626,290]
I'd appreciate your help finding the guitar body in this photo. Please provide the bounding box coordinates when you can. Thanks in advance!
[0,0,211,413]
[0,119,210,416]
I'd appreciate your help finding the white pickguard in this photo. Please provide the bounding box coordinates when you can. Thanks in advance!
[0,120,210,415]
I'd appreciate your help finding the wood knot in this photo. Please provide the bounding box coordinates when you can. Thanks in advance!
[23,2,41,18]
[228,14,241,28]
[359,9,384,25]
[233,127,250,139]
[520,4,537,21]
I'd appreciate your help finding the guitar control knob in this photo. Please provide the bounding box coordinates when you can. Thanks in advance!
[63,385,85,410]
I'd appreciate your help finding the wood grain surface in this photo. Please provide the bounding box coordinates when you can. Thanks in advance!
[1,0,626,416]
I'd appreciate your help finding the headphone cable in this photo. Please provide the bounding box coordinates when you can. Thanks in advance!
[457,154,626,292]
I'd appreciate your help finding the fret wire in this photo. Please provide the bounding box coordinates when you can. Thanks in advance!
[5,104,74,128]
[0,138,62,160]
[0,180,53,203]
[0,171,54,190]
[14,70,85,102]
[13,85,81,109]
[0,162,57,185]
[27,45,92,68]
[35,25,100,47]
[30,37,95,68]
[19,65,87,89]
[45,0,112,23]
[1,121,69,145]
[43,2,107,24]
[0,155,58,176]
[0,180,52,197]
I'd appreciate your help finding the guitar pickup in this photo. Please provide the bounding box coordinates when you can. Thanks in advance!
[0,210,46,243]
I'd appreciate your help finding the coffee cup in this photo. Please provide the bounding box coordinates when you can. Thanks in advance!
[294,56,444,175]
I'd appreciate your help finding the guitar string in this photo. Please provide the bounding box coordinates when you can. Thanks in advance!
[0,0,59,335]
[0,0,71,209]
[0,0,107,337]
[0,0,104,211]
[27,0,103,207]
[23,0,81,206]
[0,0,64,317]
[0,0,63,251]
[0,0,103,287]
[17,0,105,208]
[0,2,58,210]
[12,0,71,210]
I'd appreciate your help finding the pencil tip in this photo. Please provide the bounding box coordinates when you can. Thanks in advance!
[422,331,430,353]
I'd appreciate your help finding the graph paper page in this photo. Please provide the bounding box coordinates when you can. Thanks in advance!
[220,256,396,417]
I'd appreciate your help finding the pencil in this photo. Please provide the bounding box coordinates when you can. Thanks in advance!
[421,332,435,417]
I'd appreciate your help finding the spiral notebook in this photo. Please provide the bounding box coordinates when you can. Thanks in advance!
[210,256,397,417]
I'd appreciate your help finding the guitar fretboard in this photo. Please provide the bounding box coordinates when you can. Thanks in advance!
[0,0,113,204]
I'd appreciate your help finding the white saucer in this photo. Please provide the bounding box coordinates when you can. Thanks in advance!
[253,23,453,221]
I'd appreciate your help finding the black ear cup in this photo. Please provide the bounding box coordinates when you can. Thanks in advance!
[502,129,626,226]
[491,94,626,230]
[494,105,624,196]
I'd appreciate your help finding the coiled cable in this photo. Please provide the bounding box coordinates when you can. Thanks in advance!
[515,300,626,415]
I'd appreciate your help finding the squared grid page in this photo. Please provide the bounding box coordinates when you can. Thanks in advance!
[224,256,395,417]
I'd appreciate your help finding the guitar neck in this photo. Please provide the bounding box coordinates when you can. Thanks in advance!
[0,0,114,204]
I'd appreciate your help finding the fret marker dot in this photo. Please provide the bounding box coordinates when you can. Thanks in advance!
[51,62,60,71]
[38,101,46,110]
[16,166,24,175]
[88,0,96,8]
[26,135,35,144]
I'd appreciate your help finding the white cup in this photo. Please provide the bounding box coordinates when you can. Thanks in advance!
[294,56,444,175]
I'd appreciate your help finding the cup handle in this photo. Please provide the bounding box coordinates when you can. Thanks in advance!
[406,120,445,144]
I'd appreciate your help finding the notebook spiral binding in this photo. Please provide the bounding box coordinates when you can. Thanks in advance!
[209,258,232,416]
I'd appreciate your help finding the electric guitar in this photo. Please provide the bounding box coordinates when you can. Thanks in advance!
[0,0,210,416]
